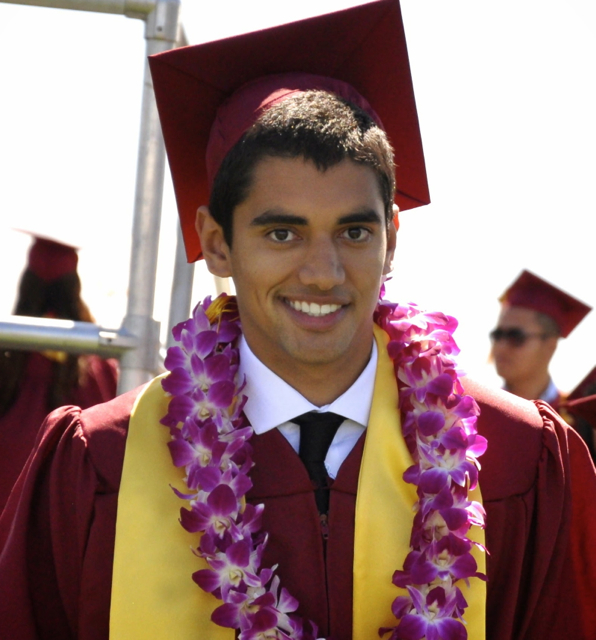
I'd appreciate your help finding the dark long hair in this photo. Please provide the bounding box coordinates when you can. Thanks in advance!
[0,269,95,416]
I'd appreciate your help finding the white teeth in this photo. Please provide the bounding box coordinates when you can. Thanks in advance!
[289,300,341,316]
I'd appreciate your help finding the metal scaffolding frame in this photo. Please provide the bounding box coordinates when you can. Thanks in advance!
[0,0,196,393]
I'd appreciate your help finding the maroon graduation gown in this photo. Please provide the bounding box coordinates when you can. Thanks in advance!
[0,353,119,513]
[1,379,595,640]
[550,391,596,463]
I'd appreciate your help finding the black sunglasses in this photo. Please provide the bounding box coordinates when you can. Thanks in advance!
[489,328,549,347]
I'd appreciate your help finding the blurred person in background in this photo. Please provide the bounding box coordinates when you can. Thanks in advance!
[490,269,594,456]
[0,235,118,512]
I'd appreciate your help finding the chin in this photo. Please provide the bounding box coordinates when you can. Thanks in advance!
[494,361,512,378]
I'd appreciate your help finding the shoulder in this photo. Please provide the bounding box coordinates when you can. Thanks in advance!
[34,384,146,493]
[76,384,148,484]
[462,377,571,500]
[79,383,140,435]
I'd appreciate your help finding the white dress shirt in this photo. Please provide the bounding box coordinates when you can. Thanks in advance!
[238,337,378,479]
[540,378,560,405]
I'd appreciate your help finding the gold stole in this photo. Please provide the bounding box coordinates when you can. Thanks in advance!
[110,326,486,639]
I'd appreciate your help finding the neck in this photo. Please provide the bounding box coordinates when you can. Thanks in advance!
[506,372,552,401]
[280,362,368,407]
[246,336,374,407]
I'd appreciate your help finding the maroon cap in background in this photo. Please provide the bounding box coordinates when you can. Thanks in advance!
[564,394,596,426]
[567,367,596,403]
[27,237,78,282]
[500,270,592,338]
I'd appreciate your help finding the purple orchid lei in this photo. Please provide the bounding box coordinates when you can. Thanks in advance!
[160,294,487,640]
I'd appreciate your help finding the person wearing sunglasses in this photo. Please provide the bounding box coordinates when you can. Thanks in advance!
[490,270,591,405]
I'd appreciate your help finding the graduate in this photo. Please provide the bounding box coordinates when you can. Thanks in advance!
[490,269,592,405]
[0,235,118,513]
[1,2,596,639]
[490,269,595,457]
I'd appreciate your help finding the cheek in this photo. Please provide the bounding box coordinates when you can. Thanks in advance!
[515,347,542,372]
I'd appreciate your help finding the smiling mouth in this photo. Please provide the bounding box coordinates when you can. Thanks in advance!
[286,299,342,317]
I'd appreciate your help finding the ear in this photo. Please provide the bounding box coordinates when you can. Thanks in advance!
[196,206,233,277]
[383,205,399,275]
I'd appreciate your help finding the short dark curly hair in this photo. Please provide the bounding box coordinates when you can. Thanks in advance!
[209,90,396,246]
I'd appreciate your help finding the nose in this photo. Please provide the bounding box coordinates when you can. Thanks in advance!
[298,237,345,290]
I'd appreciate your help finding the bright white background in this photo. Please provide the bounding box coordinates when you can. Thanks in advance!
[0,0,594,392]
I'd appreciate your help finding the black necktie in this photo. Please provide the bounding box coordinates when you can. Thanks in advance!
[292,411,345,514]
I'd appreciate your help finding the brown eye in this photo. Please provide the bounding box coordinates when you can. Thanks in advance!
[268,228,296,242]
[342,227,371,241]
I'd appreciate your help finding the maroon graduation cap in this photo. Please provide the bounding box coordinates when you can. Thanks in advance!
[149,0,429,262]
[564,395,596,426]
[568,367,596,402]
[500,270,592,338]
[561,367,596,427]
[27,238,78,282]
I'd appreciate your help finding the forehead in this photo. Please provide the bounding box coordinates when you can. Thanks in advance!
[235,155,385,222]
[498,305,542,329]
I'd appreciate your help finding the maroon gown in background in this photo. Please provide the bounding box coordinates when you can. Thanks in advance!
[549,391,596,463]
[0,378,595,640]
[0,352,118,513]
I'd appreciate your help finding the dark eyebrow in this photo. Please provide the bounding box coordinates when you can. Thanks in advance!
[250,208,382,227]
[250,211,307,227]
[337,210,383,225]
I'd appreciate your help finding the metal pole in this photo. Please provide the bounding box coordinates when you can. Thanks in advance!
[166,225,195,350]
[118,0,180,393]
[0,316,138,358]
[0,0,155,19]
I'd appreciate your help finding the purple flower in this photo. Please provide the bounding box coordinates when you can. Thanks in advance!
[212,588,266,630]
[229,575,300,638]
[194,539,262,597]
[409,537,477,584]
[237,609,285,640]
[168,420,223,469]
[180,484,239,537]
[398,356,455,403]
[389,585,467,640]
[187,380,237,423]
[217,319,242,344]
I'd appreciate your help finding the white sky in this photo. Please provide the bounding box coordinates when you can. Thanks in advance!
[0,0,594,392]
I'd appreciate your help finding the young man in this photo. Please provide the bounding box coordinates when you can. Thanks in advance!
[490,270,594,461]
[1,2,595,639]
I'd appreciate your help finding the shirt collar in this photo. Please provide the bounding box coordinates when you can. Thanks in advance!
[540,378,560,404]
[238,336,378,435]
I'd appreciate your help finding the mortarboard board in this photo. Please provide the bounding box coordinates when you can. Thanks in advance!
[567,366,596,403]
[148,0,429,262]
[561,367,596,427]
[500,270,592,338]
[563,394,596,427]
[27,238,79,282]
